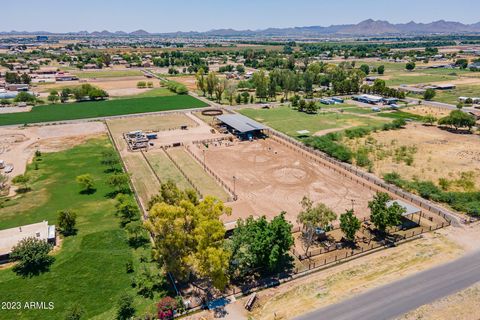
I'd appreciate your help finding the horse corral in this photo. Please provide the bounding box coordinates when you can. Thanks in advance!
[188,138,377,225]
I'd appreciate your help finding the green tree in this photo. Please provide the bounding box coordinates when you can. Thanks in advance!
[253,70,268,102]
[423,114,437,126]
[76,174,95,194]
[115,194,139,226]
[406,62,416,71]
[145,186,230,290]
[297,197,337,255]
[10,237,55,276]
[438,110,476,131]
[340,209,361,243]
[454,59,468,69]
[206,72,219,98]
[214,78,227,103]
[224,80,237,105]
[108,173,130,192]
[359,64,370,75]
[116,293,135,320]
[101,150,121,172]
[14,92,36,103]
[229,213,293,279]
[60,88,71,103]
[377,65,385,75]
[368,192,405,233]
[423,88,436,101]
[195,68,207,96]
[47,90,59,104]
[57,210,77,236]
[12,174,30,192]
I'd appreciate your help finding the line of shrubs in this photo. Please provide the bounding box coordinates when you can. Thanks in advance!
[162,80,188,94]
[383,172,480,216]
[304,119,407,164]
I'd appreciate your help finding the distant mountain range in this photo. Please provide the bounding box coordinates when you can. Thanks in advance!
[2,20,480,37]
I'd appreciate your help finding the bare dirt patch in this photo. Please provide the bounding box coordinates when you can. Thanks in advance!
[404,105,451,118]
[0,122,106,194]
[190,138,376,225]
[356,124,480,188]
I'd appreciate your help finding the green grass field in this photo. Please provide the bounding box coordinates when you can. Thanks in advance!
[240,105,389,137]
[145,150,193,191]
[0,95,207,126]
[166,148,229,202]
[74,70,144,78]
[0,137,156,319]
[384,74,457,86]
[433,84,480,104]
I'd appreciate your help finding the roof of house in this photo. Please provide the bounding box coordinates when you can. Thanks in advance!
[217,114,267,133]
[0,221,54,256]
[387,200,421,217]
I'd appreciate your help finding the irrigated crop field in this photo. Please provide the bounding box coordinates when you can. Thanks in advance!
[0,95,207,126]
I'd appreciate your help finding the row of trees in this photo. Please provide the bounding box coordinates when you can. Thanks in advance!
[197,62,370,104]
[297,193,406,256]
[438,110,477,131]
[48,84,108,104]
[145,181,295,290]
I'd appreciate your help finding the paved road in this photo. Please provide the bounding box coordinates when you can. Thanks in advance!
[296,250,480,320]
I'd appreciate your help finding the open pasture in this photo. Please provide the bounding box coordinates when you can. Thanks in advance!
[239,106,389,137]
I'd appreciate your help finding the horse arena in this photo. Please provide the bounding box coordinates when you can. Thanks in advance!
[189,137,376,225]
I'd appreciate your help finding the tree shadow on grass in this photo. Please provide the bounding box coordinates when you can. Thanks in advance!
[128,235,149,249]
[79,188,97,195]
[13,257,55,278]
[16,187,32,194]
[105,189,132,199]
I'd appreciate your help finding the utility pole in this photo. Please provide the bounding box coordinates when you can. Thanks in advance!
[233,175,237,200]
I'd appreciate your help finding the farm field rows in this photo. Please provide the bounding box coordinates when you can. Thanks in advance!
[73,69,144,78]
[107,113,201,206]
[0,95,207,126]
[144,149,193,190]
[0,137,152,319]
[166,147,230,202]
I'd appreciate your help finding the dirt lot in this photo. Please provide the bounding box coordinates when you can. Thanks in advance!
[34,76,156,97]
[169,75,198,91]
[404,105,451,118]
[355,124,480,189]
[0,122,106,194]
[190,138,376,226]
[106,112,226,207]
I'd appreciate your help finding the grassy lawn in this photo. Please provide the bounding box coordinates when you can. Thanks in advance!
[166,148,229,202]
[375,110,426,121]
[433,84,480,104]
[384,74,458,86]
[74,70,144,78]
[0,95,207,126]
[122,153,161,207]
[239,105,389,137]
[145,150,193,191]
[0,136,156,319]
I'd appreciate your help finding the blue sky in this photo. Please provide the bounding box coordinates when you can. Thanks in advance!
[2,0,480,32]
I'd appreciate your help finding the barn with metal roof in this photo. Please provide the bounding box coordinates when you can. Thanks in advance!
[216,114,267,140]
